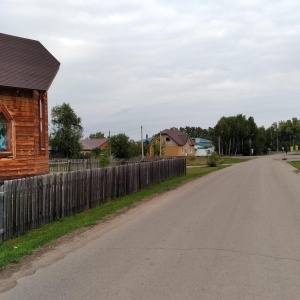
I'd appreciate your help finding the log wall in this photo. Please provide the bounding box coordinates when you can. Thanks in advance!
[0,88,49,181]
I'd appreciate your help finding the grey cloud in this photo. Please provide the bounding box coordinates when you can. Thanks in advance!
[1,0,300,139]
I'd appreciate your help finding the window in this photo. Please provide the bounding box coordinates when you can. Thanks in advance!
[190,148,192,153]
[166,137,170,142]
[0,112,10,152]
[0,105,14,158]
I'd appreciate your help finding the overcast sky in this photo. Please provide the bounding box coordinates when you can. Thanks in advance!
[1,0,300,140]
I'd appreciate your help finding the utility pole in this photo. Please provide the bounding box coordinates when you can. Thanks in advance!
[141,126,144,159]
[109,131,111,157]
[159,131,162,157]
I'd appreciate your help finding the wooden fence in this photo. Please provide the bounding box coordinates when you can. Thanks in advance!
[49,159,100,173]
[49,157,176,172]
[0,158,186,242]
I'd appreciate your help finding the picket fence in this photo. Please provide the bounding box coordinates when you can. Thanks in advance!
[0,158,186,242]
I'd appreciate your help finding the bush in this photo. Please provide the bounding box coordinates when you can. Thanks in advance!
[206,153,222,167]
[99,149,111,167]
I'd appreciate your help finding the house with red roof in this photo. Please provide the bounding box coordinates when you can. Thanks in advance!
[149,128,195,157]
[0,33,60,181]
[80,138,109,154]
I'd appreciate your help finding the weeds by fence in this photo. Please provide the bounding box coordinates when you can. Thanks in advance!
[0,158,185,242]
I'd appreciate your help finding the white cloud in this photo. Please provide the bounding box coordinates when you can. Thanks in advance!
[1,0,300,139]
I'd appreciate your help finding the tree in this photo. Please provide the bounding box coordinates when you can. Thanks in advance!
[212,114,258,155]
[99,148,111,167]
[151,135,166,156]
[110,133,131,158]
[179,126,211,140]
[277,118,300,150]
[89,132,105,139]
[129,142,140,158]
[255,126,268,154]
[49,102,83,158]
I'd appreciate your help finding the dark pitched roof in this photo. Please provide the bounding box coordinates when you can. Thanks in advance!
[161,128,192,146]
[0,33,60,91]
[81,138,109,151]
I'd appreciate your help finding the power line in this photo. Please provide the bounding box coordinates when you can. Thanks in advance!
[83,126,141,137]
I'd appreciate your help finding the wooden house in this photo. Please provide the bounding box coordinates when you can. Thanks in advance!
[80,138,109,154]
[0,33,60,181]
[149,128,195,157]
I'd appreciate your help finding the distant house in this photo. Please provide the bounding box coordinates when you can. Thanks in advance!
[0,33,60,181]
[149,128,195,157]
[136,135,154,144]
[191,138,215,156]
[80,138,109,153]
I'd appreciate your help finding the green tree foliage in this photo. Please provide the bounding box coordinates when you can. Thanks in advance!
[110,133,131,158]
[207,153,223,167]
[129,141,142,158]
[90,147,102,157]
[89,132,105,139]
[99,148,111,167]
[129,141,149,157]
[179,126,212,140]
[85,147,111,166]
[128,140,150,158]
[181,116,300,156]
[151,135,166,156]
[255,126,268,154]
[274,118,300,150]
[213,114,258,155]
[49,103,83,158]
[143,140,150,157]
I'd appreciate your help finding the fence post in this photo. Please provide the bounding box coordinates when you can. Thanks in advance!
[0,183,5,242]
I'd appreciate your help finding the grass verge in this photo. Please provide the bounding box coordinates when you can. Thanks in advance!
[289,161,300,170]
[186,156,249,166]
[0,166,225,270]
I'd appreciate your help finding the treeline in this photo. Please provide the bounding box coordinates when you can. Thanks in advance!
[180,115,300,155]
[49,103,300,158]
[49,103,149,160]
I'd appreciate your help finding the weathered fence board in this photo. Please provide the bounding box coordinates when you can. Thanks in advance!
[0,158,186,241]
[0,184,5,242]
[49,159,100,173]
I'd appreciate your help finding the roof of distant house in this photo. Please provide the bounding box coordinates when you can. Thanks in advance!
[191,137,212,144]
[161,128,192,146]
[200,138,212,143]
[0,33,60,91]
[81,138,109,151]
[136,136,154,143]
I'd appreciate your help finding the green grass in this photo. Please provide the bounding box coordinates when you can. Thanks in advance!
[186,155,248,166]
[0,166,225,270]
[221,157,249,164]
[289,161,300,170]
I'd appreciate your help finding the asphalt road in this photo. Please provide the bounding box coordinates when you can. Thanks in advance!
[1,154,300,299]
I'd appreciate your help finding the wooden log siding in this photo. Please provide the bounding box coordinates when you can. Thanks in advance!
[0,158,186,242]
